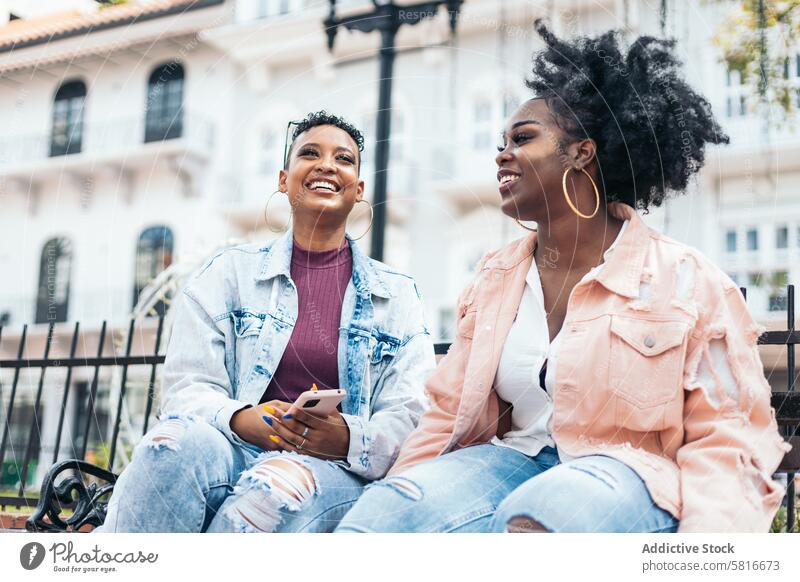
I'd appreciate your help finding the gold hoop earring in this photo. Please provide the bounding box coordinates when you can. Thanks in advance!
[515,219,537,232]
[264,190,292,233]
[349,199,374,241]
[562,167,600,219]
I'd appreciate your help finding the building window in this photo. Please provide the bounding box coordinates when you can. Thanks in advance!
[133,226,174,316]
[725,229,737,253]
[746,228,758,251]
[258,126,279,176]
[71,380,111,463]
[145,62,184,143]
[50,80,86,157]
[390,110,405,162]
[783,54,800,108]
[502,94,518,119]
[438,308,454,342]
[473,91,521,152]
[768,270,789,312]
[769,294,789,311]
[776,226,789,249]
[257,0,292,17]
[361,108,406,170]
[35,238,72,324]
[725,69,747,118]
[473,99,493,150]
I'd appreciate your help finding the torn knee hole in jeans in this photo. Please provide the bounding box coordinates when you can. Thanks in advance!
[142,415,192,452]
[383,476,423,501]
[506,516,549,533]
[228,456,318,532]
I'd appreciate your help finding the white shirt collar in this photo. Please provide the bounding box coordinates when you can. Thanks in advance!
[525,219,630,290]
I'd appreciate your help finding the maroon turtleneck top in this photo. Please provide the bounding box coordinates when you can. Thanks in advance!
[260,238,353,404]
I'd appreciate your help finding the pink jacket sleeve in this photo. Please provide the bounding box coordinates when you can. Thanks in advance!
[677,279,791,532]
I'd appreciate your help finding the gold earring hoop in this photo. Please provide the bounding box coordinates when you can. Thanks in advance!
[515,219,537,232]
[562,167,600,219]
[349,199,374,241]
[264,190,292,233]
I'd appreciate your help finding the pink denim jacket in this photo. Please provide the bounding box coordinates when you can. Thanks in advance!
[391,202,791,532]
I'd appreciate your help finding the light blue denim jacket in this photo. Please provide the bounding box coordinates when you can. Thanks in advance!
[159,230,435,480]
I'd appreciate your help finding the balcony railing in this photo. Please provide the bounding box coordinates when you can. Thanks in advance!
[0,111,215,172]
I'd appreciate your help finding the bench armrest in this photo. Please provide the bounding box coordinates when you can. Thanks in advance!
[27,460,118,533]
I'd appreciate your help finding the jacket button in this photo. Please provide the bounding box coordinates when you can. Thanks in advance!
[644,335,656,348]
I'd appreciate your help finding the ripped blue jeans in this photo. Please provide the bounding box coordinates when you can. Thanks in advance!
[95,416,366,533]
[336,444,679,533]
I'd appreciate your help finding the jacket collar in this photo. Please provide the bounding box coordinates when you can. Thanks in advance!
[255,229,393,299]
[485,202,650,299]
[593,202,651,298]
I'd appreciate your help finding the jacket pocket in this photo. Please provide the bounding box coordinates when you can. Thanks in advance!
[609,316,689,430]
[230,310,266,386]
[231,310,266,338]
[370,332,401,365]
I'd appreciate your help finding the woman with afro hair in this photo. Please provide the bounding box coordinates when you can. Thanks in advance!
[337,22,789,533]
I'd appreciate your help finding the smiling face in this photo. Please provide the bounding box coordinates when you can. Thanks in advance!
[495,98,592,222]
[278,124,364,227]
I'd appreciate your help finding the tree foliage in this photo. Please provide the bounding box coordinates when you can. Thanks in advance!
[713,1,800,115]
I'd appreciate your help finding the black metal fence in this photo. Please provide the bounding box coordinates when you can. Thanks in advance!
[0,317,165,511]
[0,285,797,531]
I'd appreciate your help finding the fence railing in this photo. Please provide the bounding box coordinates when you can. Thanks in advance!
[0,317,165,510]
[0,285,797,531]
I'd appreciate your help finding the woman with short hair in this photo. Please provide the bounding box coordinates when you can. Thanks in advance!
[98,111,435,533]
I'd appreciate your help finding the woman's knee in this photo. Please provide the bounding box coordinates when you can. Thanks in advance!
[134,415,229,469]
[336,474,428,533]
[212,453,319,533]
[493,456,666,533]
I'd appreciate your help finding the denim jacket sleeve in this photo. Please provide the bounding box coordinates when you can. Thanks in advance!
[676,277,791,532]
[338,283,435,481]
[158,287,251,448]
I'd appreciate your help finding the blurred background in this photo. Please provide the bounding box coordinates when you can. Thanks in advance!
[0,0,797,495]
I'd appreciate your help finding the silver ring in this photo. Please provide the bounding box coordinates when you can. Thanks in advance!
[302,426,309,438]
[298,438,306,450]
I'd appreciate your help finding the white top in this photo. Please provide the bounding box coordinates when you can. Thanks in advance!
[491,220,630,460]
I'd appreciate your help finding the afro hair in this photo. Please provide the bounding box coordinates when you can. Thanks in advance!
[527,20,729,211]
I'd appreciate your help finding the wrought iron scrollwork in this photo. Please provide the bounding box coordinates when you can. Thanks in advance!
[27,460,118,533]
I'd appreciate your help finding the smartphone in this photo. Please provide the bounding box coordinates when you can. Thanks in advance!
[290,388,346,416]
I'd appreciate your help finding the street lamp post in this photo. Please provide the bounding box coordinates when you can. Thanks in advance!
[324,0,462,261]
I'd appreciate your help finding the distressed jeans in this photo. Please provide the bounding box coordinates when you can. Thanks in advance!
[336,444,679,533]
[96,416,366,533]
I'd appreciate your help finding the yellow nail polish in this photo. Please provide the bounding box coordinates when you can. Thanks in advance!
[262,405,276,414]
[269,435,280,443]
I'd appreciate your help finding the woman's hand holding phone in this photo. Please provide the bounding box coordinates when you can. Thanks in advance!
[263,404,351,460]
[229,399,291,451]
